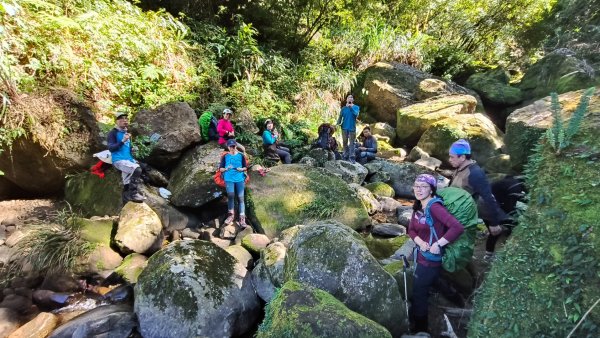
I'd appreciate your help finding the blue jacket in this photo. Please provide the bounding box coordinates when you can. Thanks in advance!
[337,104,360,132]
[360,136,378,153]
[107,128,135,163]
[219,152,247,183]
[262,130,278,145]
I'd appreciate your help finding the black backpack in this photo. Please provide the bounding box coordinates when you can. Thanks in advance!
[208,116,219,141]
[316,123,333,150]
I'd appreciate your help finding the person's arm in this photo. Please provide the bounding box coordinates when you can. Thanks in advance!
[408,212,430,251]
[107,130,123,152]
[365,137,377,153]
[429,203,464,253]
[468,168,504,226]
[262,130,276,145]
[351,104,360,117]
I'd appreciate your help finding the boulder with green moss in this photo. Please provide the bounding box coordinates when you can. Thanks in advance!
[256,281,392,338]
[251,242,287,302]
[65,170,122,217]
[396,94,478,147]
[505,88,600,171]
[363,233,409,259]
[324,160,369,185]
[114,253,147,283]
[518,49,599,100]
[135,240,260,338]
[246,164,370,238]
[225,245,253,269]
[114,202,163,255]
[416,113,504,168]
[167,142,224,208]
[241,234,270,255]
[364,182,395,198]
[348,183,381,215]
[283,221,407,335]
[75,218,122,276]
[469,102,600,337]
[466,68,523,106]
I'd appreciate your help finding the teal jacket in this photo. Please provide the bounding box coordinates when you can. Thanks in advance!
[337,104,360,132]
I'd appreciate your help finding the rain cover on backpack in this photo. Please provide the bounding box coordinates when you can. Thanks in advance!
[425,187,479,272]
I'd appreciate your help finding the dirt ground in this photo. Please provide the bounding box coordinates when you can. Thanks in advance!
[0,199,66,227]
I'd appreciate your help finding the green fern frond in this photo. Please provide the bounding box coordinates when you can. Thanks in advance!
[566,87,595,140]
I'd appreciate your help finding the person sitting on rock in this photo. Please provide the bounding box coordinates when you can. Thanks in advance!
[198,110,219,143]
[312,123,341,159]
[107,112,145,203]
[262,119,291,164]
[219,139,249,229]
[448,139,509,261]
[217,108,246,153]
[408,174,464,334]
[355,126,378,164]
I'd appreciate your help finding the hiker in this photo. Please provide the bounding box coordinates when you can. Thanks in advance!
[408,174,465,334]
[355,126,377,164]
[262,119,291,164]
[198,110,219,143]
[312,123,341,159]
[107,112,145,203]
[448,139,509,261]
[336,94,359,163]
[219,139,249,228]
[217,108,246,153]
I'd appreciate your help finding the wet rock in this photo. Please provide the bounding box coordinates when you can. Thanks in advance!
[39,274,81,293]
[0,294,32,314]
[8,312,58,338]
[102,284,134,303]
[48,304,135,338]
[32,290,70,310]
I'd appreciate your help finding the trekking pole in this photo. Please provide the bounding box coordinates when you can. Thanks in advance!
[400,254,410,329]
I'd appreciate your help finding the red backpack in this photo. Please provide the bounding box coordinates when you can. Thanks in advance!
[214,151,250,187]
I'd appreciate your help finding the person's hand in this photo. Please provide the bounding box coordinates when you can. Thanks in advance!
[414,237,430,252]
[489,225,503,236]
[219,167,227,172]
[229,131,235,137]
[236,168,245,172]
[122,133,131,142]
[359,147,366,151]
[430,242,442,254]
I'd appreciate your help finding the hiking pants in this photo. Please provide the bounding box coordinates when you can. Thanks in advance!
[341,130,356,160]
[276,146,291,164]
[226,181,245,215]
[113,160,140,185]
[357,151,376,164]
[411,263,441,319]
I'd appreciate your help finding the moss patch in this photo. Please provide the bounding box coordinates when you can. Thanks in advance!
[363,234,408,260]
[364,182,395,198]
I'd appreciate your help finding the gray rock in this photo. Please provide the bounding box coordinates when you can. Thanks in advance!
[396,206,414,227]
[241,234,271,255]
[298,156,318,167]
[64,170,123,217]
[135,240,260,338]
[233,108,259,134]
[225,245,253,269]
[305,148,335,167]
[369,161,436,198]
[378,197,403,214]
[131,102,201,170]
[324,160,369,185]
[370,122,396,144]
[167,142,224,208]
[0,294,32,313]
[348,183,381,215]
[407,146,429,162]
[181,228,201,239]
[114,254,148,284]
[414,157,442,171]
[363,161,383,175]
[372,223,407,237]
[115,202,163,255]
[5,230,27,247]
[284,221,407,336]
[251,242,286,302]
[49,304,135,338]
[141,185,201,231]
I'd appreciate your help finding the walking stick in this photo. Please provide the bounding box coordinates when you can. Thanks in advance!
[400,254,410,329]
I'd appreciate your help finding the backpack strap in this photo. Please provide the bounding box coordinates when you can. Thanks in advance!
[424,197,444,245]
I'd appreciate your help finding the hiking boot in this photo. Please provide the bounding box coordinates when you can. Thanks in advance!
[238,215,249,229]
[483,252,496,262]
[224,213,235,225]
[128,192,145,203]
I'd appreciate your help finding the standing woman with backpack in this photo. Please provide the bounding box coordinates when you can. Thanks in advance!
[408,174,464,334]
[217,108,246,153]
[219,139,249,228]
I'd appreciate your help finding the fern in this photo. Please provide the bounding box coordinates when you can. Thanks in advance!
[566,87,595,140]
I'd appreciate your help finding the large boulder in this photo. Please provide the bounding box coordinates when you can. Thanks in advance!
[518,48,599,100]
[131,102,200,169]
[366,160,436,198]
[505,88,600,171]
[76,218,122,275]
[246,164,370,238]
[416,113,505,168]
[358,62,480,125]
[370,122,396,144]
[65,170,122,217]
[48,304,135,338]
[283,221,407,336]
[113,253,148,283]
[348,183,381,215]
[167,142,224,208]
[134,240,260,338]
[8,312,58,338]
[256,281,392,338]
[140,185,200,231]
[396,94,478,147]
[324,160,368,184]
[114,202,163,255]
[251,242,286,302]
[466,68,523,106]
[364,182,395,198]
[0,90,103,196]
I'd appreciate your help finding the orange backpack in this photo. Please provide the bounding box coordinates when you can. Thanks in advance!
[214,151,250,187]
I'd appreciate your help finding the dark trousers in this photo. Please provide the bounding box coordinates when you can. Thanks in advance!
[411,263,441,319]
[485,220,514,252]
[275,146,291,164]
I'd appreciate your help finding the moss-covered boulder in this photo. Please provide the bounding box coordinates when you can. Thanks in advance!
[518,48,600,100]
[241,233,270,255]
[131,102,201,170]
[257,281,392,338]
[466,68,523,106]
[246,164,370,238]
[167,142,224,208]
[364,182,395,198]
[469,104,600,337]
[251,242,287,302]
[359,62,480,126]
[65,170,122,217]
[76,218,122,276]
[324,160,369,185]
[283,221,407,336]
[225,244,253,269]
[366,160,436,198]
[348,183,381,215]
[135,240,260,337]
[396,94,478,147]
[505,88,600,171]
[416,113,504,169]
[370,122,396,145]
[363,233,409,259]
[114,202,163,255]
[114,253,148,283]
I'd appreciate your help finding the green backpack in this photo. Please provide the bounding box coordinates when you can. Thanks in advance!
[424,187,479,272]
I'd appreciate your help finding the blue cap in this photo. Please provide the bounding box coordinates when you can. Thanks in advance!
[226,139,237,147]
[449,139,471,155]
